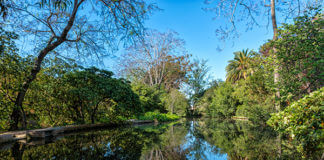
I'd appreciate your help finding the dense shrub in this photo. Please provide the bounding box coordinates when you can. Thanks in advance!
[56,67,141,124]
[233,69,274,124]
[208,82,240,118]
[196,80,222,116]
[160,88,189,116]
[138,111,180,122]
[131,82,166,113]
[267,87,324,158]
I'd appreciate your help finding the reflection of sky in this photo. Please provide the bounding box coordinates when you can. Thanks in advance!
[182,121,227,160]
[104,142,112,157]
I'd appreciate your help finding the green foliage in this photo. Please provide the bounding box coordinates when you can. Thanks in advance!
[0,37,183,130]
[0,28,33,130]
[208,82,240,118]
[199,119,281,160]
[206,71,273,123]
[131,82,166,113]
[196,79,222,115]
[19,65,142,127]
[57,67,141,124]
[0,120,189,160]
[226,49,256,83]
[187,58,210,106]
[160,88,189,116]
[272,7,324,103]
[131,82,189,117]
[233,66,275,124]
[24,57,77,128]
[0,48,143,129]
[268,87,324,158]
[218,49,275,123]
[138,111,180,122]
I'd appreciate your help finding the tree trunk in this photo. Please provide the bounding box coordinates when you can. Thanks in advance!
[91,104,99,124]
[271,1,283,158]
[270,0,278,40]
[271,0,280,112]
[9,0,83,130]
[10,40,63,130]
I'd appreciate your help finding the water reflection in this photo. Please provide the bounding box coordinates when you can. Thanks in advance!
[0,119,312,160]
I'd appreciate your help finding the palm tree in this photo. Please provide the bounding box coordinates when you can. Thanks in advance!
[226,49,255,83]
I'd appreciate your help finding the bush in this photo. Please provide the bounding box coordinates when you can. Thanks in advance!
[232,70,274,124]
[160,88,189,117]
[138,111,180,122]
[236,105,271,125]
[208,82,240,118]
[267,87,324,158]
[131,82,166,113]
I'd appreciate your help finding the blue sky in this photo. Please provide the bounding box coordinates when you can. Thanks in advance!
[134,0,274,80]
[11,0,316,81]
[105,0,319,80]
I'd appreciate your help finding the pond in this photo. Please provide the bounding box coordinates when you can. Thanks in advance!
[0,119,311,159]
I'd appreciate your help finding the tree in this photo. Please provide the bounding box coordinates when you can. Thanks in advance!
[0,0,9,19]
[59,67,141,124]
[204,0,321,111]
[120,30,191,91]
[186,58,210,107]
[233,68,275,124]
[0,28,32,130]
[197,79,223,116]
[131,81,166,113]
[272,8,323,102]
[23,57,78,127]
[225,49,255,83]
[208,82,240,118]
[161,88,189,116]
[2,0,156,130]
[203,0,319,41]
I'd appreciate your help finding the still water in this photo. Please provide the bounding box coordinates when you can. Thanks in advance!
[0,119,310,160]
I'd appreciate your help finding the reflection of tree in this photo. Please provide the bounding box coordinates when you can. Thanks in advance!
[201,119,274,159]
[140,124,189,160]
[0,142,26,160]
[184,120,222,160]
[11,143,25,160]
[141,146,187,160]
[187,121,206,159]
[0,119,308,159]
[0,126,164,160]
[197,119,303,160]
[22,129,148,159]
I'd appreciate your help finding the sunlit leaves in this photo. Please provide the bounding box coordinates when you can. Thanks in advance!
[226,49,257,83]
[271,7,323,103]
[268,87,324,158]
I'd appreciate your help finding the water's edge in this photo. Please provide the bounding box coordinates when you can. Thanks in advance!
[0,120,155,144]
